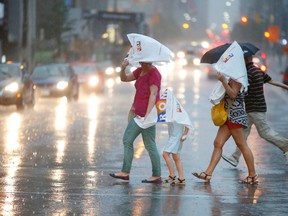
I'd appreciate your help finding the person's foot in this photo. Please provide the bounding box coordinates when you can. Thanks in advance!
[109,172,129,181]
[239,174,259,185]
[141,176,162,184]
[284,152,288,165]
[171,178,186,186]
[163,175,176,183]
[221,154,239,167]
[192,172,211,182]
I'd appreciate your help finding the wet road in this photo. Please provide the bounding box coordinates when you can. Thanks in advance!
[0,64,288,215]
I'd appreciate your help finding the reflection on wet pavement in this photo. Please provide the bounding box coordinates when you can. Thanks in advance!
[0,68,287,215]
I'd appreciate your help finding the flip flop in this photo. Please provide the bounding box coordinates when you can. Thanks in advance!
[141,177,162,184]
[109,173,129,181]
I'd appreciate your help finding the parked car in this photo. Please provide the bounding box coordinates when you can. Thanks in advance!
[31,63,79,101]
[0,62,35,110]
[70,62,105,93]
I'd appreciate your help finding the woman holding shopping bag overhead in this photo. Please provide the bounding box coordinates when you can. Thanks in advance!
[109,34,173,183]
[192,41,258,184]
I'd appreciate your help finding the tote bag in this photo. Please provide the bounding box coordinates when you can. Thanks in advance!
[211,99,228,126]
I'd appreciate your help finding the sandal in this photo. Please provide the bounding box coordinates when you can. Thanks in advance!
[239,175,259,185]
[171,178,186,186]
[192,172,212,182]
[164,175,176,183]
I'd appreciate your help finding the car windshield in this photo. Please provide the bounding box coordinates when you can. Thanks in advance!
[32,65,70,79]
[72,65,98,75]
[0,64,20,80]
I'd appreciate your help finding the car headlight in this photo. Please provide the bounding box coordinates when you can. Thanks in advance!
[193,58,201,66]
[4,82,19,92]
[89,76,99,87]
[56,81,69,90]
[105,67,114,76]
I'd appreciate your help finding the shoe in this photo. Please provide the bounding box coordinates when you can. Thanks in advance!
[192,172,211,182]
[141,177,162,184]
[109,173,129,181]
[239,175,259,185]
[171,178,186,186]
[284,152,288,165]
[163,175,176,183]
[221,154,239,167]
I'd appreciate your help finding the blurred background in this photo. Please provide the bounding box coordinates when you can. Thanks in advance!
[0,0,288,71]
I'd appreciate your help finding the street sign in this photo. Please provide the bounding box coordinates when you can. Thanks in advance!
[98,11,144,23]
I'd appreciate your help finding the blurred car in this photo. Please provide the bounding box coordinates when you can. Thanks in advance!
[0,62,35,110]
[31,63,79,101]
[70,62,105,94]
[253,51,267,73]
[176,45,203,69]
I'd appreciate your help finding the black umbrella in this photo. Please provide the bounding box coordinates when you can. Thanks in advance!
[200,42,260,64]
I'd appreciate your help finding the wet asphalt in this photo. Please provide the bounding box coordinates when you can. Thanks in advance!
[0,62,287,216]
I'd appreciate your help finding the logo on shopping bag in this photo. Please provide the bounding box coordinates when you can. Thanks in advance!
[156,99,166,122]
[223,53,234,63]
[136,41,142,51]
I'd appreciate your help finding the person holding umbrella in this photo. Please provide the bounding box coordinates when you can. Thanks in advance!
[222,55,288,167]
[192,42,258,185]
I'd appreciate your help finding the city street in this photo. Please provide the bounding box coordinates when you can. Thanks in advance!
[0,63,288,216]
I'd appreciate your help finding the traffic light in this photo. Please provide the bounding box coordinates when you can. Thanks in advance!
[241,16,248,24]
[182,23,189,29]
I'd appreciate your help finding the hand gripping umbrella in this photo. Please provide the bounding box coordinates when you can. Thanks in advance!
[201,42,259,64]
[208,41,249,105]
[125,33,173,66]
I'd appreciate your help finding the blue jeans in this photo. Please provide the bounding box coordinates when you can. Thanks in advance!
[121,118,161,176]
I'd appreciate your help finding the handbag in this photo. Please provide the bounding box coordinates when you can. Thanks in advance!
[211,98,228,126]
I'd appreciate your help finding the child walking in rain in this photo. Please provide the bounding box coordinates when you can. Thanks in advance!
[163,123,189,185]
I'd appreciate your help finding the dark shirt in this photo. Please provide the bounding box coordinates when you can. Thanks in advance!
[245,62,272,113]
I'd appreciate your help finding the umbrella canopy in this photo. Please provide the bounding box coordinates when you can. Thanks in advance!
[201,42,259,64]
[126,33,173,66]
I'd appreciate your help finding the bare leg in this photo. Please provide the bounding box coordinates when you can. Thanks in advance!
[172,153,184,179]
[163,151,175,177]
[231,128,256,177]
[205,125,231,175]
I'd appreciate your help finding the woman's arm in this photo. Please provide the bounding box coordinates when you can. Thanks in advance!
[144,84,158,119]
[217,72,241,99]
[120,59,136,82]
